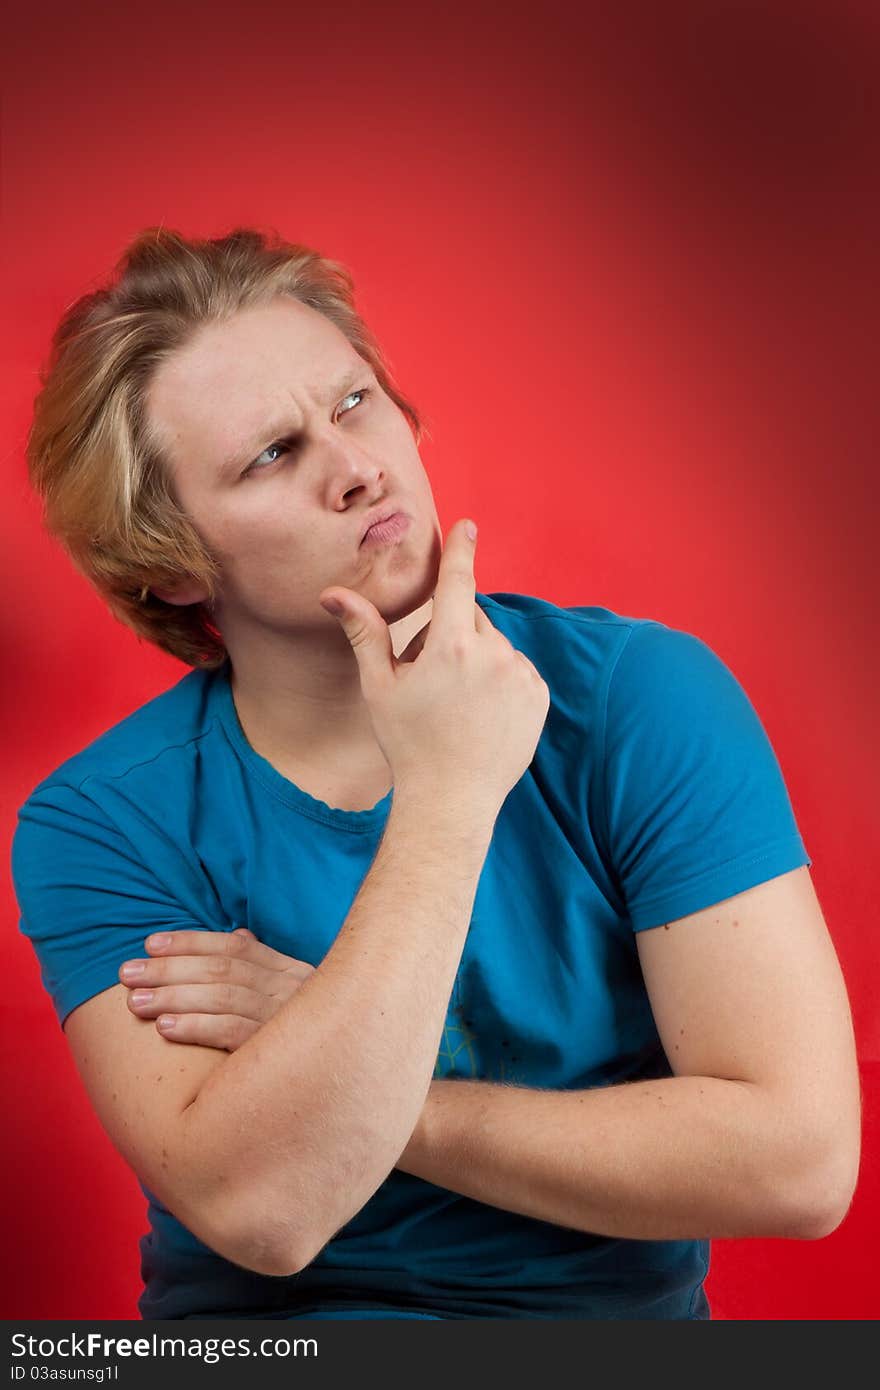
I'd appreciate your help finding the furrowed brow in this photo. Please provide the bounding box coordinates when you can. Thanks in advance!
[219,364,372,475]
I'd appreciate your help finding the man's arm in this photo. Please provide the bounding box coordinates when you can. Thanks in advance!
[396,867,861,1241]
[66,788,495,1276]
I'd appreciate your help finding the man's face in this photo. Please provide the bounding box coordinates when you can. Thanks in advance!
[145,294,442,638]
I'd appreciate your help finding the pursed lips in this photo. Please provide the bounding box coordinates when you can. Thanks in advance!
[360,506,404,544]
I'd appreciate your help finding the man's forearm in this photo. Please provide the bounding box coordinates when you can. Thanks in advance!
[396,1075,837,1241]
[179,787,496,1274]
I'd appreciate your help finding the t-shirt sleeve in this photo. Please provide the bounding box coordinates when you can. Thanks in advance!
[10,779,213,1030]
[601,622,812,932]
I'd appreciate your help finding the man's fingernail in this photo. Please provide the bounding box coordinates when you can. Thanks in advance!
[321,597,343,616]
[147,934,171,950]
[465,521,477,540]
[157,1016,176,1032]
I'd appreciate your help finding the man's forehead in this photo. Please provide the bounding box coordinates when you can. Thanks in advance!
[147,306,372,471]
[167,298,355,393]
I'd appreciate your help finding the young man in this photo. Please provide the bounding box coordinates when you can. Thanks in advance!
[11,228,860,1320]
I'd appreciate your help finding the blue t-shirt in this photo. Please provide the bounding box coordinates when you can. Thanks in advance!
[10,591,811,1320]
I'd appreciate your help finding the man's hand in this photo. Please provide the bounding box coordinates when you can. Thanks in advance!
[118,928,314,1051]
[119,927,437,1159]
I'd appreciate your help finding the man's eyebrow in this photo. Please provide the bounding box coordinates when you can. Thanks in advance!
[219,364,373,474]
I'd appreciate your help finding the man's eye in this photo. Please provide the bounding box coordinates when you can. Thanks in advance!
[337,387,370,418]
[243,441,290,478]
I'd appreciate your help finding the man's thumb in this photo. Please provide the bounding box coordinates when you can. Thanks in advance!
[319,594,347,618]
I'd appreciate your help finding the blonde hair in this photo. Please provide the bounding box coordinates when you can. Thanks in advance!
[26,226,426,669]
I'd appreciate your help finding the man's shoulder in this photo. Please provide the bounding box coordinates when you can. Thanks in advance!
[476,589,668,690]
[19,664,221,812]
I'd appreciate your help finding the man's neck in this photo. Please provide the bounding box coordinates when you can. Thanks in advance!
[225,597,433,774]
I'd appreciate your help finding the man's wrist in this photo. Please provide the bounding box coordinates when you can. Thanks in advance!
[398,1082,441,1169]
[389,781,499,844]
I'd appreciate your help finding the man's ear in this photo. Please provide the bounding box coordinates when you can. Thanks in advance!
[150,580,211,606]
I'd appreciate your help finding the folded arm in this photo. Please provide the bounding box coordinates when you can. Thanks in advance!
[397,867,861,1242]
[120,866,860,1251]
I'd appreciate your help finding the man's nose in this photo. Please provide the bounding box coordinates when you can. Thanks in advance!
[322,430,384,493]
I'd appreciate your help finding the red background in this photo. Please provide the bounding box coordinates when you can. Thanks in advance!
[2,0,877,1320]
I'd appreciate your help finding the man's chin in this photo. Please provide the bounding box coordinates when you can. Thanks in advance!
[380,583,435,630]
[360,547,440,626]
